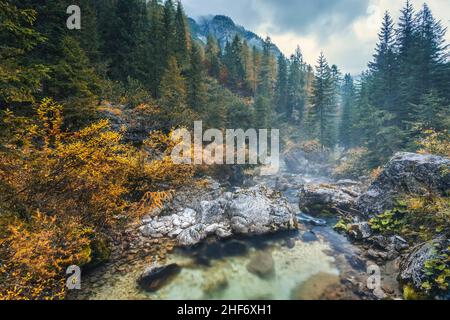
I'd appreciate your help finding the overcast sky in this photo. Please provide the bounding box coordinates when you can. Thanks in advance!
[183,0,450,75]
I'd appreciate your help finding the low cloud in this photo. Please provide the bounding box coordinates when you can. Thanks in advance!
[183,0,450,75]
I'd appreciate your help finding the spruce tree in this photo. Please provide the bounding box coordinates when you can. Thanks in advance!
[255,38,276,128]
[251,46,262,94]
[338,74,355,148]
[205,35,221,79]
[147,0,165,96]
[287,47,307,122]
[186,43,207,113]
[369,11,398,115]
[159,56,190,128]
[415,4,449,101]
[275,54,288,116]
[309,52,337,149]
[174,1,190,70]
[396,0,420,128]
[48,36,101,129]
[0,0,48,106]
[242,40,255,95]
[163,0,177,66]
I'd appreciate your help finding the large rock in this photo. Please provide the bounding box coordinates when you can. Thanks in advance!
[140,185,297,246]
[358,153,450,216]
[299,183,361,216]
[399,238,449,294]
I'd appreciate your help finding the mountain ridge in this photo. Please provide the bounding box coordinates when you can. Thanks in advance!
[189,15,282,57]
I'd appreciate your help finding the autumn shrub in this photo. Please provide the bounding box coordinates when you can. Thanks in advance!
[417,129,450,158]
[300,139,323,154]
[0,98,194,299]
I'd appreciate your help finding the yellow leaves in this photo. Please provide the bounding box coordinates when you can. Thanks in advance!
[300,139,322,153]
[408,197,425,211]
[370,167,383,180]
[417,130,450,158]
[131,190,174,218]
[0,98,196,299]
[0,212,91,300]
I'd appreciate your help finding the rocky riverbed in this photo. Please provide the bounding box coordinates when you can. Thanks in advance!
[70,151,448,300]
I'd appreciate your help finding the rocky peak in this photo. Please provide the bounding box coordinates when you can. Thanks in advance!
[189,15,282,57]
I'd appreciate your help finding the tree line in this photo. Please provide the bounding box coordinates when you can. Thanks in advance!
[1,0,449,164]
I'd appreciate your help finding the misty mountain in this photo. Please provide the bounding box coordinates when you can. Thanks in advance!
[189,15,282,57]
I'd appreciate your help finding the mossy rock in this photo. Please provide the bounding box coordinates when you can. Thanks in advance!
[402,284,427,300]
[85,236,111,269]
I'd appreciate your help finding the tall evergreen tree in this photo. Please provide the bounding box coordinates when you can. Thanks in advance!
[159,56,190,128]
[251,46,262,94]
[255,38,276,128]
[309,52,337,149]
[242,40,255,95]
[287,47,307,122]
[174,1,190,69]
[338,74,355,148]
[0,0,48,106]
[415,4,449,101]
[396,0,420,128]
[147,0,165,96]
[205,35,221,79]
[223,35,245,90]
[163,0,177,65]
[275,54,288,116]
[186,43,207,113]
[369,11,398,115]
[107,0,148,82]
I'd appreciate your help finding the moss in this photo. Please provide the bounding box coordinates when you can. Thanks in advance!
[403,284,427,300]
[84,236,111,269]
[334,219,350,233]
[78,245,93,266]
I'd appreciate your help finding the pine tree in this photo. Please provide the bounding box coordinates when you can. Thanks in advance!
[223,35,245,90]
[369,11,398,115]
[410,90,449,132]
[159,56,190,128]
[147,0,165,96]
[275,54,288,116]
[74,0,101,64]
[309,52,337,149]
[415,4,449,101]
[186,43,207,113]
[255,38,276,128]
[338,74,355,148]
[242,40,255,95]
[163,0,177,65]
[251,46,262,94]
[396,0,420,128]
[287,47,307,122]
[205,35,221,79]
[0,0,48,106]
[48,36,101,129]
[205,81,229,129]
[174,1,190,70]
[107,0,148,82]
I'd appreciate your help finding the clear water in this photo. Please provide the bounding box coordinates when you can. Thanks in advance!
[79,168,384,300]
[83,224,370,300]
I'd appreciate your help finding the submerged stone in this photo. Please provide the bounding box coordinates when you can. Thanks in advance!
[246,251,275,279]
[137,264,181,292]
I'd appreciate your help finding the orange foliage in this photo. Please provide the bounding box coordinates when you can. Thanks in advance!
[0,98,195,299]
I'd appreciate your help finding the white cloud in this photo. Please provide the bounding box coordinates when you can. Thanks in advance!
[183,0,450,75]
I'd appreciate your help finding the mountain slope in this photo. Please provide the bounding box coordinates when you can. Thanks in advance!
[189,15,282,57]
